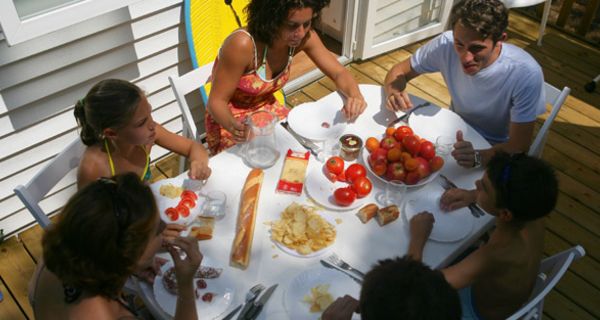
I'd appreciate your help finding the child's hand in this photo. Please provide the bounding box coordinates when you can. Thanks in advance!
[410,212,434,243]
[162,223,186,242]
[322,295,359,320]
[188,159,211,180]
[440,188,477,211]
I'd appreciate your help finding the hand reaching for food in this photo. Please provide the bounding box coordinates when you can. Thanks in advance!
[166,236,203,284]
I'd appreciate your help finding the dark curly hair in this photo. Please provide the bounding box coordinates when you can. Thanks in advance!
[486,152,558,222]
[74,79,142,146]
[449,0,508,43]
[43,173,157,299]
[245,0,331,46]
[360,256,461,320]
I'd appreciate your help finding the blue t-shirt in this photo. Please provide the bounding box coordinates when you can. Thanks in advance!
[410,31,546,144]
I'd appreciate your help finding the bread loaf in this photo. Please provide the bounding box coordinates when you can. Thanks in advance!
[376,205,399,226]
[230,169,264,269]
[356,203,378,224]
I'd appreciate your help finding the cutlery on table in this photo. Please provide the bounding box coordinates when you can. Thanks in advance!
[320,259,363,284]
[438,174,485,218]
[222,283,265,320]
[324,253,366,279]
[387,102,431,127]
[240,284,278,320]
[280,121,319,157]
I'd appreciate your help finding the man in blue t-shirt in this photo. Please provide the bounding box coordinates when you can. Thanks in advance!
[384,0,546,169]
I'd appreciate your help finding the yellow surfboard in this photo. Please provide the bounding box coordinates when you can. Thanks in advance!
[185,0,285,105]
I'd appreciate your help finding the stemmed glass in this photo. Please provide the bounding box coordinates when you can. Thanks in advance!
[376,180,407,207]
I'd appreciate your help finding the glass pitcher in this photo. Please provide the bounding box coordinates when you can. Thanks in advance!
[243,110,280,169]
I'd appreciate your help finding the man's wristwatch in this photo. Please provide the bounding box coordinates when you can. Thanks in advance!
[473,150,482,168]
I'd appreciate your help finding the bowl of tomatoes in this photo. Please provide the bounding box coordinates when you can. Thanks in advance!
[362,125,445,187]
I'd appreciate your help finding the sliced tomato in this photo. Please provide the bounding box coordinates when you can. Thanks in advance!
[180,198,196,209]
[181,190,198,201]
[176,204,190,218]
[165,207,179,221]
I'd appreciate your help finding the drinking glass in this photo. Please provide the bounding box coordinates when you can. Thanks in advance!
[376,180,407,207]
[317,137,341,162]
[201,190,227,220]
[435,135,454,158]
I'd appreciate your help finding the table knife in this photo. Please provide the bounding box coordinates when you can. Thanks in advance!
[387,102,431,127]
[280,122,319,157]
[320,259,363,284]
[241,284,278,320]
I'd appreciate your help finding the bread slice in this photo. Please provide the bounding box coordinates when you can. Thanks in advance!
[189,217,215,240]
[376,205,399,226]
[356,203,378,224]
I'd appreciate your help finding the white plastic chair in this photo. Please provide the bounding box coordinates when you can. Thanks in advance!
[13,138,85,228]
[506,245,585,320]
[168,62,214,142]
[528,83,570,158]
[502,0,552,46]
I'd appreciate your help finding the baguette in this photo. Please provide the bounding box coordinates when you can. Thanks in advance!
[376,205,399,226]
[356,203,378,224]
[230,169,264,269]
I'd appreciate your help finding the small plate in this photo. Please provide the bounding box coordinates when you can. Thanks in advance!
[360,150,439,188]
[408,105,468,142]
[284,268,361,320]
[403,192,474,242]
[150,177,205,225]
[287,101,347,141]
[304,167,370,211]
[271,211,336,258]
[153,257,234,319]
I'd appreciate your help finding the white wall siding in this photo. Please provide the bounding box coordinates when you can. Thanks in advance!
[0,0,203,237]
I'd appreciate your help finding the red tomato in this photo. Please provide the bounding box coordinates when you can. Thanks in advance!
[345,163,367,183]
[352,176,372,198]
[176,204,190,218]
[418,141,436,160]
[326,156,345,175]
[402,135,421,156]
[370,158,387,176]
[165,207,179,221]
[430,156,444,172]
[180,198,196,209]
[394,126,414,141]
[181,190,198,200]
[333,187,357,207]
[370,148,388,163]
[380,136,397,150]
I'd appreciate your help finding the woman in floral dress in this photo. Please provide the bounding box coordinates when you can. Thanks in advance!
[205,0,367,154]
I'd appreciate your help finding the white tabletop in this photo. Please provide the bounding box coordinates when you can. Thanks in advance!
[141,84,494,319]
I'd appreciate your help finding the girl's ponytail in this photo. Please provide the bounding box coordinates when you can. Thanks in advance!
[74,98,101,146]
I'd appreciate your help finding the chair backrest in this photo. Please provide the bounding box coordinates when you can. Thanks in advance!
[528,83,570,158]
[168,62,214,140]
[13,138,85,228]
[506,245,585,320]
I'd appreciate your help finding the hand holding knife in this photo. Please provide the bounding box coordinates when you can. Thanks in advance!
[238,284,278,320]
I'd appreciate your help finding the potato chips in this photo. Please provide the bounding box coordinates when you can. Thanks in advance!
[159,184,183,199]
[270,203,336,255]
[303,284,334,312]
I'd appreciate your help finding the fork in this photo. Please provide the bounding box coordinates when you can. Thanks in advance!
[325,253,366,279]
[438,175,485,218]
[222,283,265,320]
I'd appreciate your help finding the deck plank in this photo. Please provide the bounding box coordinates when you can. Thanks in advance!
[0,237,35,319]
[0,278,26,320]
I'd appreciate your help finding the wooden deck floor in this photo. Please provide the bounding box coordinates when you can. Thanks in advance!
[1,12,598,320]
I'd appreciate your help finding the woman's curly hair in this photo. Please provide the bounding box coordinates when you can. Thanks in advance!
[43,173,157,298]
[245,0,331,46]
[449,0,508,43]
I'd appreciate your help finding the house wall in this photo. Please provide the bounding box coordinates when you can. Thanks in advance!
[0,0,204,237]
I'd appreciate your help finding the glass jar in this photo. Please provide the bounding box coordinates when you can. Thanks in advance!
[339,134,362,161]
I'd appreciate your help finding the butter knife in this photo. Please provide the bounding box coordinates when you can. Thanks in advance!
[280,122,319,157]
[388,102,431,127]
[320,259,363,284]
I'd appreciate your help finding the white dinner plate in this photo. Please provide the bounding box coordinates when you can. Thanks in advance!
[284,268,361,320]
[360,149,440,188]
[271,211,336,258]
[304,167,370,211]
[403,191,474,242]
[287,101,347,141]
[408,105,468,142]
[150,177,205,225]
[153,257,234,319]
